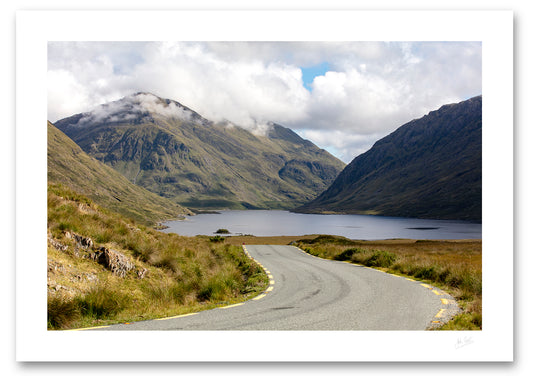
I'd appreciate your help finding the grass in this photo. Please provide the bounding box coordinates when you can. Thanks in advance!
[47,183,481,330]
[293,236,482,330]
[54,109,346,211]
[48,121,191,226]
[47,183,268,330]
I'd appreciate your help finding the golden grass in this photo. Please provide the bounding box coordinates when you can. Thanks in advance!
[47,184,268,330]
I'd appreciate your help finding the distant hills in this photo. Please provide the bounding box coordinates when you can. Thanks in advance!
[48,121,192,225]
[295,96,482,221]
[53,93,345,210]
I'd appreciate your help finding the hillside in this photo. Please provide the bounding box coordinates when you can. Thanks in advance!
[47,183,267,329]
[53,93,345,210]
[295,96,482,221]
[48,121,192,225]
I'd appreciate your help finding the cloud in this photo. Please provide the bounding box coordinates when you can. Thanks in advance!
[132,42,310,130]
[70,93,197,127]
[47,41,481,162]
[135,93,195,121]
[298,129,382,163]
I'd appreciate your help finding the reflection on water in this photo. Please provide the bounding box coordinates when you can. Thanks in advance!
[161,210,481,240]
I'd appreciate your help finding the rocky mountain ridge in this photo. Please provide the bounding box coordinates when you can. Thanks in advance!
[54,93,345,210]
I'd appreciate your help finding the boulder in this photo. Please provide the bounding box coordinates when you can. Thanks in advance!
[48,237,68,252]
[93,246,135,278]
[137,268,148,279]
[65,231,94,249]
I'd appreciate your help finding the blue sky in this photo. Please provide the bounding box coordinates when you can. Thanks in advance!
[301,62,330,91]
[48,41,481,163]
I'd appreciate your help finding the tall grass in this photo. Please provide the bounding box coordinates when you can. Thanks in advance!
[47,183,268,329]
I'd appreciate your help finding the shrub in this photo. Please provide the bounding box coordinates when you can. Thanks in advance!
[48,295,80,329]
[147,283,186,304]
[366,250,397,268]
[197,279,226,302]
[209,235,225,243]
[215,228,230,234]
[413,265,438,280]
[334,248,363,261]
[76,285,130,319]
[306,235,356,246]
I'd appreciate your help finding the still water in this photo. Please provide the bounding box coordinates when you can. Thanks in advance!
[161,210,481,240]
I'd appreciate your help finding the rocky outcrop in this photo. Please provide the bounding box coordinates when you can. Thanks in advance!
[136,267,148,279]
[48,235,68,252]
[65,231,94,249]
[49,231,147,279]
[90,246,135,278]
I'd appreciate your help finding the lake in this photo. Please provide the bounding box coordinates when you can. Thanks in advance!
[161,210,481,240]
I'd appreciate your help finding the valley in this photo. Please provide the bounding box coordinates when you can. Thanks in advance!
[47,93,483,331]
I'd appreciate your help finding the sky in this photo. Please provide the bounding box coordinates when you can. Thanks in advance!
[47,41,481,163]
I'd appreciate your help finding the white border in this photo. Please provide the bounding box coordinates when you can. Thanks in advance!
[16,10,513,362]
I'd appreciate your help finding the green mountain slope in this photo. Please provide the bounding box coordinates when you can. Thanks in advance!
[295,96,482,221]
[48,121,192,225]
[53,93,345,210]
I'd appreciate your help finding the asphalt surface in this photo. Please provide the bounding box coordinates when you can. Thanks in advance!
[94,245,458,330]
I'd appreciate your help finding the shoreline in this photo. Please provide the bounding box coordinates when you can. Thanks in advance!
[223,235,482,246]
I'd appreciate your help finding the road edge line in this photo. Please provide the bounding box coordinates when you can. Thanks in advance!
[292,244,462,330]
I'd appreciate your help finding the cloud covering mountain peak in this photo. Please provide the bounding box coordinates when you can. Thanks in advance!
[67,92,206,127]
[48,41,481,162]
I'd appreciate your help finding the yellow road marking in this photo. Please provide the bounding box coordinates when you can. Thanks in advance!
[66,325,110,331]
[269,279,275,285]
[253,294,266,301]
[441,298,450,305]
[219,303,244,310]
[435,309,446,318]
[155,312,198,321]
[432,290,442,296]
[266,286,274,292]
[405,278,416,282]
[420,283,433,289]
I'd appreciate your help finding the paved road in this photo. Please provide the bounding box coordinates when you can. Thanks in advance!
[94,245,458,330]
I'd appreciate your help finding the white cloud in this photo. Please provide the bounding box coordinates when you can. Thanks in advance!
[70,93,198,127]
[298,129,384,163]
[47,41,481,162]
[135,93,195,121]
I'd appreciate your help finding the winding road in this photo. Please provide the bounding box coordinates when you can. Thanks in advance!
[92,245,458,330]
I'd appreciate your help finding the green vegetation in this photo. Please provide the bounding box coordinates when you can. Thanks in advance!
[209,235,225,243]
[296,96,481,221]
[215,228,230,234]
[53,93,345,210]
[293,236,482,330]
[47,184,268,330]
[48,121,191,225]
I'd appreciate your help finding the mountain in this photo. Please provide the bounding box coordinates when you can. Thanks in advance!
[48,121,192,225]
[53,93,345,210]
[295,96,482,221]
